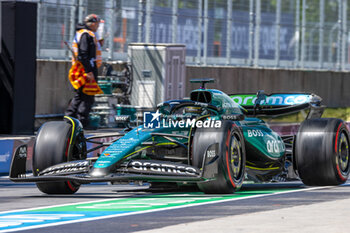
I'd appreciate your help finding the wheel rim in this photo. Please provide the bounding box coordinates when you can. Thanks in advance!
[338,132,349,174]
[230,134,243,179]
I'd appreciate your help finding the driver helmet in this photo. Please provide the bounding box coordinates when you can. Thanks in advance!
[184,106,202,114]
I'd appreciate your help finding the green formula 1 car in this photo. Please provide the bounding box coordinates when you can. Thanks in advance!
[10,79,350,194]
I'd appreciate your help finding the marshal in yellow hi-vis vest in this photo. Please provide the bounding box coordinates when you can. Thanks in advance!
[69,29,103,95]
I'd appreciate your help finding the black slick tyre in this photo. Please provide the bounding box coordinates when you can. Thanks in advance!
[191,121,246,194]
[295,118,350,186]
[33,121,81,194]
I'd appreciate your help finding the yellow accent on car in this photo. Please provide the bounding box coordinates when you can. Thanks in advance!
[64,116,75,145]
[124,146,151,158]
[155,142,177,146]
[246,165,280,171]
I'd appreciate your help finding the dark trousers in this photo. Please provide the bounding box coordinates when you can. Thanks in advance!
[65,88,94,127]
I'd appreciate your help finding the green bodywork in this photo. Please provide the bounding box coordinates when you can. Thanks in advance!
[92,89,285,177]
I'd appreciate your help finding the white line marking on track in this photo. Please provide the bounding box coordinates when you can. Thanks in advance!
[0,222,22,228]
[0,186,332,233]
[0,197,125,215]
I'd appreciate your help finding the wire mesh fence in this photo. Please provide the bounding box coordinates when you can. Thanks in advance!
[24,0,350,70]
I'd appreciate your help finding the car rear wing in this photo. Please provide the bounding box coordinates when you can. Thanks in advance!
[230,92,324,118]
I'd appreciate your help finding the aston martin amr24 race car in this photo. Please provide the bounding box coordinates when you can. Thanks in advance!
[10,79,350,194]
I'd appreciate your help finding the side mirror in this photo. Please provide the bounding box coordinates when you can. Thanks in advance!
[157,103,171,115]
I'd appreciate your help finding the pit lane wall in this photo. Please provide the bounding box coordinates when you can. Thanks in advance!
[36,60,74,116]
[36,61,350,115]
[186,66,350,108]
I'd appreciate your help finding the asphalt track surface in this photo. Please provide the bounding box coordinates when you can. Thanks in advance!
[1,179,350,233]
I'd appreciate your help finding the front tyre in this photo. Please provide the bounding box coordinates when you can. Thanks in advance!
[192,121,246,194]
[295,118,350,186]
[33,121,83,194]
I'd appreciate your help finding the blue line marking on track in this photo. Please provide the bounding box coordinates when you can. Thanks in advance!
[0,186,328,233]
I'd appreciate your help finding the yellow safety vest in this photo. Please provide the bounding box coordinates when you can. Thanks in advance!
[69,29,103,95]
[72,29,102,68]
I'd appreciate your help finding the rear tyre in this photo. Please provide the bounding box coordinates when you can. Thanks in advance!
[192,121,246,194]
[295,118,350,186]
[33,121,83,194]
